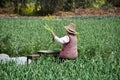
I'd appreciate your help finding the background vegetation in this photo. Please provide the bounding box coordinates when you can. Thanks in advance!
[0,17,120,80]
[0,1,119,79]
[0,0,120,16]
[0,17,119,56]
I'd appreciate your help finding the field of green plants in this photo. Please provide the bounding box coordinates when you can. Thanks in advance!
[0,17,120,80]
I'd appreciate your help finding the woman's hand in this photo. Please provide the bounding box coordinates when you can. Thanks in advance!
[51,31,56,37]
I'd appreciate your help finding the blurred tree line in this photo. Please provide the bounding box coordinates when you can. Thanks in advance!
[0,0,119,16]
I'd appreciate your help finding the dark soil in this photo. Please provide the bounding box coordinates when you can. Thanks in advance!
[0,7,120,18]
[54,8,120,16]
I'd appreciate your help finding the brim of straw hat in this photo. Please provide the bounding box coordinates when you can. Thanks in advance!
[65,26,78,35]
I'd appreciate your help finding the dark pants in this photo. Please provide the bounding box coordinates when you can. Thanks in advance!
[56,56,77,63]
[53,53,77,63]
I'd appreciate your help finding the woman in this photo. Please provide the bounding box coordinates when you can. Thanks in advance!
[51,23,78,60]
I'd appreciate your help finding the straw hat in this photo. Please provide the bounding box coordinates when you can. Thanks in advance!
[65,23,78,35]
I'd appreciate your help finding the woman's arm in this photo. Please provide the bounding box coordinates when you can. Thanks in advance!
[54,36,69,44]
[51,32,69,44]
